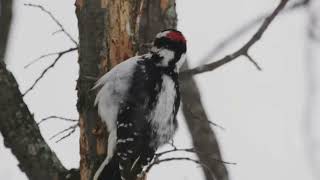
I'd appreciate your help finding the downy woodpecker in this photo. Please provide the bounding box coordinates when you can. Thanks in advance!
[93,29,187,180]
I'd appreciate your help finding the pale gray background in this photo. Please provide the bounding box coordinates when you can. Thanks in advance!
[1,0,317,180]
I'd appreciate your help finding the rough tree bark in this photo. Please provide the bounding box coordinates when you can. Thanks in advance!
[75,0,142,179]
[0,1,79,180]
[76,0,228,180]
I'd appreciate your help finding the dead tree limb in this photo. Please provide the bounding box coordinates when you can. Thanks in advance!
[180,61,230,180]
[24,3,78,46]
[0,1,79,179]
[181,0,290,78]
[198,0,310,65]
[23,47,78,96]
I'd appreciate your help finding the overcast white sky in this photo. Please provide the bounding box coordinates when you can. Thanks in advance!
[1,0,318,180]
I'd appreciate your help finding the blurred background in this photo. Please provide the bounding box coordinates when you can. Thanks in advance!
[1,0,319,179]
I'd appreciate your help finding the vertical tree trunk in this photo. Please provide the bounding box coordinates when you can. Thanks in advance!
[304,1,320,179]
[0,0,13,61]
[76,0,228,179]
[75,1,141,179]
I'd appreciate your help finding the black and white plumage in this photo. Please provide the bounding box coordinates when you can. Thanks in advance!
[93,29,187,180]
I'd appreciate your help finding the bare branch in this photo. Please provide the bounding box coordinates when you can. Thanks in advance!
[52,29,64,36]
[145,145,236,180]
[198,0,310,65]
[24,3,78,46]
[180,0,289,78]
[155,148,194,157]
[155,147,236,165]
[244,53,262,71]
[24,47,78,68]
[144,157,208,173]
[38,115,78,125]
[208,120,226,131]
[22,47,78,96]
[143,155,234,179]
[49,123,79,143]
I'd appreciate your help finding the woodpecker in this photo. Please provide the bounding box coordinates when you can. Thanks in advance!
[93,29,187,180]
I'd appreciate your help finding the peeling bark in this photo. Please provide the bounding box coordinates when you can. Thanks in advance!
[76,1,141,179]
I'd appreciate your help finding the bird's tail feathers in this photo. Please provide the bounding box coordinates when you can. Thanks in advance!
[94,155,121,180]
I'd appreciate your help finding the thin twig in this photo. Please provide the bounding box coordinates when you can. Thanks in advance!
[22,47,78,96]
[155,148,194,157]
[208,120,226,131]
[143,156,233,180]
[180,0,289,78]
[52,29,63,36]
[155,147,236,165]
[244,53,262,71]
[24,47,78,68]
[145,157,205,173]
[24,3,78,46]
[37,115,78,125]
[49,123,79,143]
[185,103,225,131]
[55,126,77,143]
[198,0,309,65]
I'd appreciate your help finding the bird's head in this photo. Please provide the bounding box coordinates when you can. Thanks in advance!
[150,29,187,69]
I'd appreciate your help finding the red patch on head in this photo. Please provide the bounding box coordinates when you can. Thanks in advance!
[166,31,186,44]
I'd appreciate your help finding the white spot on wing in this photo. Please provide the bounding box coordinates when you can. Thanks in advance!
[126,138,134,141]
[117,139,127,143]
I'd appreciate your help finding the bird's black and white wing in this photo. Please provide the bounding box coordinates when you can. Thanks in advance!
[94,56,141,132]
[93,56,141,180]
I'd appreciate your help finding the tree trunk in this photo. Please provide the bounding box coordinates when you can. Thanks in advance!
[75,0,228,179]
[76,1,142,179]
[304,1,320,179]
[0,0,13,60]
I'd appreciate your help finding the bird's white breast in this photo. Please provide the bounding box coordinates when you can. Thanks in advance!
[149,74,177,147]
